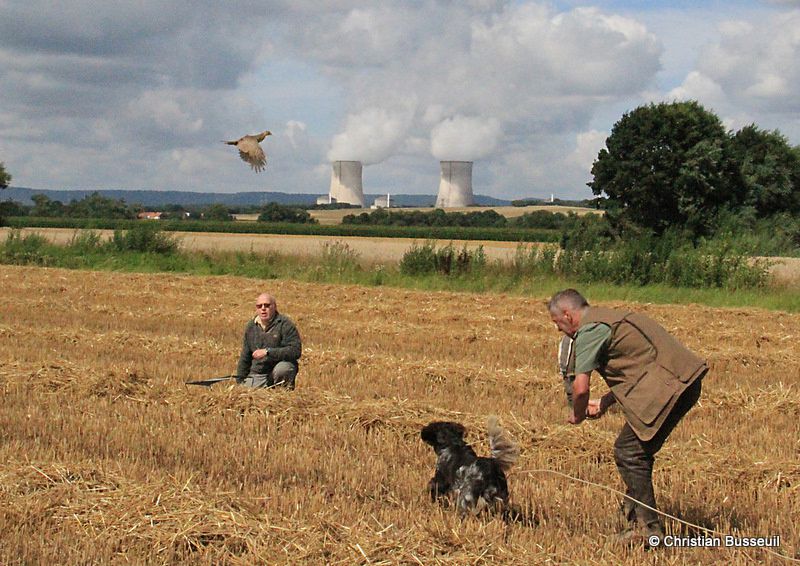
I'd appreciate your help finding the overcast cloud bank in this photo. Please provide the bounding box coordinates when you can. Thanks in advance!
[1,1,798,199]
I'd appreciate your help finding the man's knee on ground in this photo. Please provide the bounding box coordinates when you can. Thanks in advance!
[272,361,298,389]
[244,373,271,388]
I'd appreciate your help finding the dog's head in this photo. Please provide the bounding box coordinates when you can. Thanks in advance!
[421,421,468,452]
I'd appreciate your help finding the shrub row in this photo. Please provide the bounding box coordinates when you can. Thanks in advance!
[0,225,180,267]
[4,216,560,243]
[511,237,771,289]
[399,241,486,276]
[0,225,776,291]
[342,207,595,230]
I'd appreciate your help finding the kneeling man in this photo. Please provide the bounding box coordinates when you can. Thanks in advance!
[237,292,302,389]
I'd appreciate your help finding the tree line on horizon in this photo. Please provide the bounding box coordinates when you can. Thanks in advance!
[342,207,581,230]
[0,190,319,224]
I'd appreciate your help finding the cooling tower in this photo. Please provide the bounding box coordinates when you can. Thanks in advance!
[329,161,365,207]
[435,161,474,208]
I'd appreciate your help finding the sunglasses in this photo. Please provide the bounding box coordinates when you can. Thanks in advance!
[256,303,274,309]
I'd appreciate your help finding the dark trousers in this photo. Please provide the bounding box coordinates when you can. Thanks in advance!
[613,378,703,532]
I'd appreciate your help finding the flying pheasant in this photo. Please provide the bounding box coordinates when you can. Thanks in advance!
[222,130,271,172]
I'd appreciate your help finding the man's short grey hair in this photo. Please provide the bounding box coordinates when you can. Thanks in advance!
[548,289,589,314]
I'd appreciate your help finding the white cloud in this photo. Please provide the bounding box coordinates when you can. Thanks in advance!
[430,116,502,161]
[569,130,607,171]
[328,104,416,165]
[653,7,800,147]
[698,10,800,112]
[127,91,204,137]
[666,71,727,106]
[285,120,308,150]
[745,73,790,98]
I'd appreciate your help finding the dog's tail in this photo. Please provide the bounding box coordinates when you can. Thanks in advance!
[487,415,519,472]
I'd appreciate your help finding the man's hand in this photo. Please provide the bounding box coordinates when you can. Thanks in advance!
[252,348,268,360]
[587,393,615,419]
[567,413,585,425]
[586,398,603,418]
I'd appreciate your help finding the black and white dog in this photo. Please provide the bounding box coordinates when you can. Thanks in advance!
[421,417,519,515]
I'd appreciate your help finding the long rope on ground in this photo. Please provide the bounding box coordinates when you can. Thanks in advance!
[517,467,799,563]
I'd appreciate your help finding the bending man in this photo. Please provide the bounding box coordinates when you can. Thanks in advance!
[237,293,302,389]
[547,289,707,545]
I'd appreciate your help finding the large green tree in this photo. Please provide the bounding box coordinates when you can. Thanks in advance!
[729,125,800,217]
[0,162,11,189]
[589,101,745,236]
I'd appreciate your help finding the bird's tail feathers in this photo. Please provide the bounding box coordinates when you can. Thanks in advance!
[487,415,519,472]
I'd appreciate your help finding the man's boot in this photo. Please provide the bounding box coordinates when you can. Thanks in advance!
[613,499,644,546]
[643,520,665,550]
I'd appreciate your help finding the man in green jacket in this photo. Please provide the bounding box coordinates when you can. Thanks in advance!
[547,289,707,546]
[237,292,302,389]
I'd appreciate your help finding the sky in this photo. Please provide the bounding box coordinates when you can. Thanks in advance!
[1,0,799,200]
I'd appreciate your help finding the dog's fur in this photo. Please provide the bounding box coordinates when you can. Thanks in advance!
[420,416,519,515]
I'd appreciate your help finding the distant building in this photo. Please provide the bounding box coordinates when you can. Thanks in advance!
[317,195,337,205]
[137,211,163,220]
[371,194,392,209]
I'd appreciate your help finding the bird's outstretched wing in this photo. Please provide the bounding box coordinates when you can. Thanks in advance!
[236,137,267,172]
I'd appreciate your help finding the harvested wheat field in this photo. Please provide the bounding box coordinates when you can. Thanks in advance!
[1,265,799,565]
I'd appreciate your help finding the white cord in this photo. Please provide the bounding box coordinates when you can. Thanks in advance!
[517,468,799,563]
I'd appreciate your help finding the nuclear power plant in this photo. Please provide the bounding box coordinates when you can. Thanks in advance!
[435,161,474,208]
[323,159,476,208]
[329,160,365,207]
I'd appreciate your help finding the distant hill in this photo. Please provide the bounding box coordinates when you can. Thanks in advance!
[3,187,511,208]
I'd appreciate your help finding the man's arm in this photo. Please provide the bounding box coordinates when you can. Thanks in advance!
[236,329,253,379]
[569,323,612,423]
[266,319,302,362]
[569,371,591,424]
